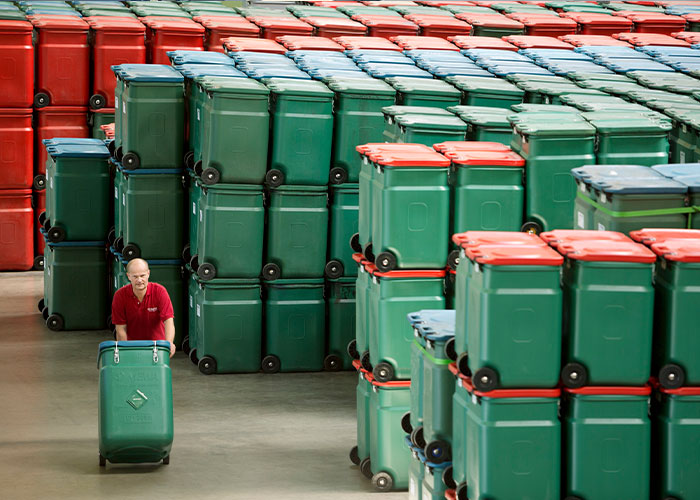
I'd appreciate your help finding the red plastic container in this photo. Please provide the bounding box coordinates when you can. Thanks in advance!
[455,13,525,32]
[276,35,345,51]
[448,35,519,50]
[559,34,633,47]
[404,14,472,39]
[302,16,368,38]
[0,189,34,271]
[503,35,575,49]
[34,188,45,260]
[624,12,687,35]
[613,32,691,46]
[672,31,700,44]
[194,15,260,52]
[30,16,89,108]
[222,36,287,54]
[141,17,205,64]
[506,13,578,37]
[0,20,34,108]
[0,109,33,190]
[249,16,314,40]
[390,35,459,50]
[84,16,146,110]
[34,106,89,176]
[560,12,634,36]
[352,14,420,39]
[332,35,402,51]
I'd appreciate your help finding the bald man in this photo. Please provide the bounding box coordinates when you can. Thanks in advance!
[111,258,176,357]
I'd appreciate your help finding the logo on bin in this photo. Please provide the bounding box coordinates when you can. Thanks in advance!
[126,389,148,410]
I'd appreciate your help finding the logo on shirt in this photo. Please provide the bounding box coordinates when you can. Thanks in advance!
[147,307,158,313]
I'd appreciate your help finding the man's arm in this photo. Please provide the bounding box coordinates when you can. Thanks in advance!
[163,317,175,357]
[115,324,127,342]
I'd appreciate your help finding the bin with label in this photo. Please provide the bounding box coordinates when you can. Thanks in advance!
[326,277,356,371]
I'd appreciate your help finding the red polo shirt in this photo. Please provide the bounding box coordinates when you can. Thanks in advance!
[111,283,174,341]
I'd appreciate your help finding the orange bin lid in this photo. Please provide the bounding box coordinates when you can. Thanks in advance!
[540,230,632,248]
[446,150,525,167]
[452,231,546,249]
[465,244,564,266]
[556,239,657,263]
[630,228,700,244]
[650,239,700,263]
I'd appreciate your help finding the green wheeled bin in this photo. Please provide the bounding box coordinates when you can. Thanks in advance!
[352,360,374,478]
[563,386,652,500]
[449,363,469,498]
[98,340,173,466]
[387,77,461,110]
[350,255,372,363]
[192,183,264,280]
[382,106,453,144]
[327,184,359,279]
[408,441,425,500]
[394,114,467,147]
[404,311,429,444]
[326,78,396,184]
[263,185,328,281]
[420,452,451,500]
[90,108,115,140]
[448,75,524,109]
[666,110,700,164]
[193,277,262,374]
[262,279,325,373]
[458,111,514,146]
[184,169,201,263]
[265,78,334,187]
[326,277,356,371]
[183,266,197,356]
[113,64,184,170]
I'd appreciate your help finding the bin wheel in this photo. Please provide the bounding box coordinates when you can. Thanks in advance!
[324,354,342,372]
[115,146,124,162]
[34,92,49,108]
[184,151,194,169]
[262,263,281,281]
[265,169,284,188]
[662,497,680,500]
[360,458,372,479]
[373,362,394,383]
[448,249,460,271]
[47,226,66,243]
[371,471,393,492]
[162,455,170,465]
[401,411,413,434]
[324,260,344,279]
[347,339,359,360]
[473,367,498,392]
[456,482,468,500]
[189,254,199,272]
[122,152,140,170]
[33,174,46,191]
[363,243,374,263]
[521,221,542,235]
[46,313,64,331]
[425,439,451,464]
[42,307,49,321]
[350,232,361,253]
[107,227,116,246]
[33,255,44,271]
[43,218,51,232]
[445,338,457,362]
[456,352,471,377]
[193,160,203,176]
[38,211,47,226]
[443,465,456,489]
[182,244,191,264]
[360,351,372,372]
[375,252,396,273]
[114,236,124,252]
[329,167,348,185]
[197,263,217,281]
[659,364,685,390]
[99,454,106,467]
[564,497,583,500]
[349,445,360,466]
[107,140,116,157]
[89,94,106,110]
[38,298,45,313]
[561,362,588,389]
[122,244,141,261]
[181,336,190,355]
[410,426,426,449]
[189,348,199,365]
[198,356,217,375]
[262,354,281,374]
[201,167,220,186]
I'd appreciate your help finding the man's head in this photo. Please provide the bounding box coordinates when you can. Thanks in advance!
[126,258,150,293]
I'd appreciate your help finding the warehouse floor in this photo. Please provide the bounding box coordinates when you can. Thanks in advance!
[0,272,404,499]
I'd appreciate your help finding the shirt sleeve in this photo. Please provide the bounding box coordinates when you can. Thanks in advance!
[111,288,127,325]
[157,285,174,322]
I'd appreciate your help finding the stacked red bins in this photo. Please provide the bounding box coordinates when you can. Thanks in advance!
[403,14,472,39]
[194,15,260,52]
[561,12,634,36]
[140,17,205,64]
[247,16,313,40]
[506,13,578,37]
[620,12,687,35]
[351,15,420,39]
[302,16,368,38]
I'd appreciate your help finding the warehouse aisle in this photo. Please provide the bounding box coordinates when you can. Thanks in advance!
[0,272,403,500]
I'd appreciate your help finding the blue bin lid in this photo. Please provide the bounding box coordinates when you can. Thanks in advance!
[116,163,182,175]
[113,64,184,83]
[639,46,700,58]
[25,8,81,15]
[245,67,311,80]
[675,175,700,193]
[652,163,700,179]
[309,69,371,81]
[178,64,246,79]
[606,60,675,73]
[363,63,433,79]
[407,309,455,341]
[42,138,105,147]
[353,53,414,65]
[670,61,700,72]
[547,62,614,76]
[346,49,407,60]
[431,66,494,78]
[462,49,530,62]
[45,235,105,247]
[572,165,662,184]
[520,49,592,61]
[228,52,289,64]
[98,340,172,354]
[46,143,110,158]
[575,46,644,57]
[286,50,348,61]
[487,63,553,77]
[296,58,359,70]
[594,176,688,194]
[167,50,234,65]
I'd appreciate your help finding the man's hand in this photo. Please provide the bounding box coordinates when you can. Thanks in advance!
[169,341,176,358]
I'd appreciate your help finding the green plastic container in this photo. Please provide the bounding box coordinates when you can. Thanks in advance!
[394,114,467,147]
[666,110,700,163]
[451,366,469,494]
[185,267,197,354]
[585,116,671,166]
[267,78,334,186]
[355,257,373,360]
[449,76,524,109]
[97,341,173,466]
[197,78,269,185]
[194,184,264,280]
[408,449,425,500]
[264,186,328,280]
[263,279,325,372]
[326,78,396,183]
[356,369,372,466]
[326,277,357,371]
[564,387,651,500]
[194,278,262,374]
[409,331,425,431]
[90,109,115,140]
[387,77,461,110]
[382,105,452,144]
[459,112,514,146]
[421,457,449,500]
[186,169,202,259]
[327,184,359,278]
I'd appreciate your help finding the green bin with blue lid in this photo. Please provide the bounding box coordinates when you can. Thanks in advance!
[98,340,173,467]
[386,77,461,110]
[112,64,184,170]
[326,277,356,371]
[90,109,116,140]
[665,109,700,163]
[448,76,524,109]
[382,106,452,143]
[327,184,359,279]
[563,385,652,500]
[167,50,235,66]
[653,163,700,229]
[457,111,513,146]
[394,114,467,147]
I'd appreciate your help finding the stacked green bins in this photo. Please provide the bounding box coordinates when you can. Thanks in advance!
[448,76,524,109]
[563,386,652,500]
[326,77,396,184]
[326,184,359,279]
[326,277,356,371]
[351,360,373,478]
[193,277,262,374]
[394,114,467,147]
[387,77,461,109]
[265,78,334,187]
[382,106,452,144]
[262,279,325,373]
[97,341,173,466]
[112,64,184,170]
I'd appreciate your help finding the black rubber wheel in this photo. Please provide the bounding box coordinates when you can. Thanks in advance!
[360,351,372,372]
[443,465,456,489]
[448,249,460,271]
[162,455,170,465]
[107,140,116,157]
[46,313,64,331]
[189,348,199,365]
[107,227,116,246]
[197,262,216,281]
[201,167,220,185]
[99,454,106,467]
[324,354,342,372]
[115,146,123,162]
[184,151,194,169]
[360,458,372,479]
[473,367,499,392]
[37,298,45,313]
[324,260,344,279]
[401,411,413,434]
[561,362,588,389]
[373,362,394,383]
[350,232,361,253]
[182,244,191,263]
[659,364,685,390]
[38,211,47,226]
[42,307,49,321]
[662,497,681,500]
[371,471,393,492]
[114,236,124,252]
[445,337,456,362]
[198,356,217,375]
[347,339,359,360]
[189,254,199,272]
[410,426,426,449]
[193,160,203,176]
[34,92,49,108]
[349,445,360,466]
[456,352,471,377]
[262,354,281,374]
[33,255,44,271]
[43,218,50,232]
[122,152,140,170]
[262,263,281,281]
[363,243,374,262]
[33,174,46,191]
[47,226,66,243]
[375,251,397,273]
[564,497,583,500]
[122,244,141,261]
[521,220,543,235]
[425,439,451,464]
[329,166,348,185]
[456,482,468,500]
[89,94,105,110]
[265,169,284,188]
[181,336,190,355]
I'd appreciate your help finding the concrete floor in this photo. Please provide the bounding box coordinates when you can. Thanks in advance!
[0,271,405,500]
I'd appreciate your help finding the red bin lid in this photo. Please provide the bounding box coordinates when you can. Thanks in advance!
[404,14,473,28]
[613,32,691,46]
[390,35,460,50]
[685,13,700,22]
[506,13,578,28]
[369,150,451,168]
[673,31,700,44]
[141,17,205,32]
[658,384,700,396]
[559,34,632,47]
[456,13,525,29]
[363,0,419,5]
[556,239,656,263]
[465,244,564,266]
[452,231,546,248]
[249,16,314,31]
[448,35,518,50]
[624,13,687,26]
[565,385,651,396]
[195,16,260,35]
[0,20,33,32]
[362,262,377,274]
[333,35,402,51]
[353,15,419,29]
[503,35,574,49]
[30,16,89,30]
[540,230,632,247]
[222,36,287,53]
[302,16,368,31]
[433,141,511,153]
[650,239,700,263]
[561,12,634,27]
[629,228,700,244]
[277,35,345,51]
[446,150,525,167]
[352,252,368,265]
[84,16,146,32]
[356,143,434,155]
[373,268,446,279]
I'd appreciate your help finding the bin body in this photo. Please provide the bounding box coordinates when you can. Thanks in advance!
[355,260,373,356]
[328,184,359,277]
[0,109,33,189]
[356,370,372,461]
[0,189,34,270]
[0,20,33,108]
[451,374,469,489]
[327,278,357,371]
[35,107,90,176]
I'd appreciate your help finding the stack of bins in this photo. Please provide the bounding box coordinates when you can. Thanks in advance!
[0,17,36,271]
[39,138,110,332]
[652,163,700,229]
[110,63,185,349]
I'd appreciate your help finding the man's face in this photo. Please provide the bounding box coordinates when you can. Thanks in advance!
[127,265,150,292]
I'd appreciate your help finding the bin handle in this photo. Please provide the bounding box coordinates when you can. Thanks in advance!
[153,341,159,364]
[114,343,120,364]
